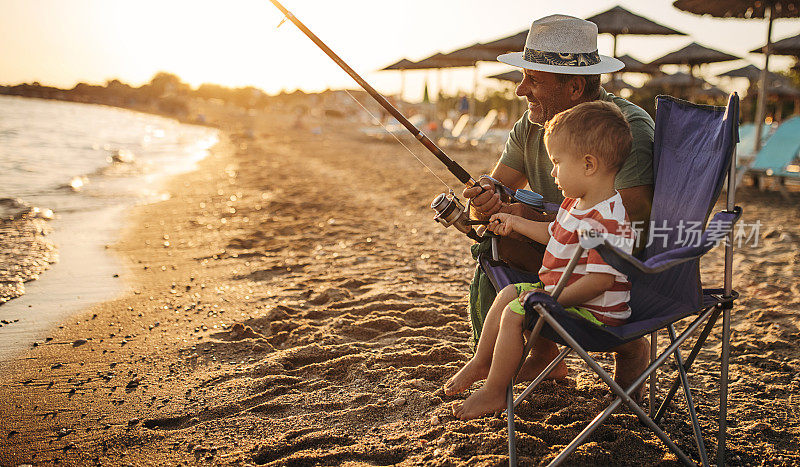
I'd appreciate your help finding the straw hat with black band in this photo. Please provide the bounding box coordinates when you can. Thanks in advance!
[498,15,625,75]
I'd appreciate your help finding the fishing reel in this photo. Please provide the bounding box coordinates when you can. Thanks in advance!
[430,190,483,242]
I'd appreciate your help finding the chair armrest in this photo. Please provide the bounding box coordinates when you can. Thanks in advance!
[579,207,742,277]
[544,202,561,213]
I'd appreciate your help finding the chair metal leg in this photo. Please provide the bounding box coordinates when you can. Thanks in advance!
[535,304,715,467]
[720,118,736,467]
[507,316,544,467]
[655,307,721,424]
[507,384,517,467]
[514,347,572,407]
[649,331,657,416]
[669,325,709,466]
[718,306,731,467]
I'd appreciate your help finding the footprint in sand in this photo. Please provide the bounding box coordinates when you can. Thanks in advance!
[251,430,408,466]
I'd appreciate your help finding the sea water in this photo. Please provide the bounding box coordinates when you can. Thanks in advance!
[0,95,218,362]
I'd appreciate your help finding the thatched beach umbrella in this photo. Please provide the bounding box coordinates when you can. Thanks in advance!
[379,58,416,99]
[716,64,795,109]
[749,31,800,118]
[486,70,523,83]
[673,0,800,152]
[478,30,528,54]
[643,71,707,88]
[642,71,709,100]
[402,52,481,112]
[586,5,687,57]
[716,63,784,82]
[479,7,687,60]
[649,42,741,74]
[380,58,415,71]
[443,44,502,63]
[617,54,659,74]
[750,31,800,56]
[407,52,476,69]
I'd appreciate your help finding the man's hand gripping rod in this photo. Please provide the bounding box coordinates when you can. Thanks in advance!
[268,0,543,241]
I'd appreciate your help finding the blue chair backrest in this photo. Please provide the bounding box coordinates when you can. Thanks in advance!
[636,94,739,314]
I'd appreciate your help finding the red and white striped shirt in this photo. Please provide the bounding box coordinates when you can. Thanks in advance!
[539,192,635,325]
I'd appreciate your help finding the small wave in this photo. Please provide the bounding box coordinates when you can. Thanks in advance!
[107,148,136,164]
[92,157,148,178]
[57,176,89,192]
[0,199,57,305]
[0,198,54,220]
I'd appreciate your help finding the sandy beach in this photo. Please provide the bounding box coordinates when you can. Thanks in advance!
[1,103,798,466]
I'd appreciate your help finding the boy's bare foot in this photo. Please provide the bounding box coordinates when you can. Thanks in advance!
[613,336,650,403]
[452,387,507,420]
[515,353,568,382]
[444,359,489,396]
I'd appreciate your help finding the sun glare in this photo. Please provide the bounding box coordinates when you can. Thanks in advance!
[0,0,798,99]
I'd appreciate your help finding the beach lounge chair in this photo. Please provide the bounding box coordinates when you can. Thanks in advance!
[747,116,800,196]
[450,113,471,140]
[479,94,741,466]
[466,109,498,145]
[735,122,771,163]
[732,122,772,190]
[360,114,428,140]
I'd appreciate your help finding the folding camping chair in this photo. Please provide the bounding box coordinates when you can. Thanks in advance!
[479,94,741,466]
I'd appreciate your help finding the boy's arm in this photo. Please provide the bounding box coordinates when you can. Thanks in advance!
[489,213,551,244]
[554,272,615,307]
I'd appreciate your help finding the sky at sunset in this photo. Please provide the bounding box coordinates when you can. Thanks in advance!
[2,0,799,100]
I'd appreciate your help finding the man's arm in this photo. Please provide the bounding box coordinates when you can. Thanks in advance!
[462,162,528,218]
[617,185,653,226]
[490,162,529,189]
[618,184,653,250]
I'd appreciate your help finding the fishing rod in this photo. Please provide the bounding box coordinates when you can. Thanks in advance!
[268,0,544,242]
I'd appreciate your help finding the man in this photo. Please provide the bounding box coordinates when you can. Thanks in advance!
[464,14,653,396]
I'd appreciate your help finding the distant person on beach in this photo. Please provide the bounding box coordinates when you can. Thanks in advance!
[462,15,654,392]
[448,101,637,419]
[457,94,469,116]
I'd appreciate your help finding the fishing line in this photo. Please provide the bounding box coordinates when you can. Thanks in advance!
[342,89,453,191]
[269,0,476,187]
[268,1,543,243]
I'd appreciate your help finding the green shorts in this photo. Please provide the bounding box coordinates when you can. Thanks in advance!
[508,282,605,327]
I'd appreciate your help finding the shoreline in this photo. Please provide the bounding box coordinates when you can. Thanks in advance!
[0,204,126,362]
[0,96,219,360]
[0,102,798,465]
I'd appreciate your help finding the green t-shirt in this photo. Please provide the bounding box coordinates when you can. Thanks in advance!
[498,88,655,204]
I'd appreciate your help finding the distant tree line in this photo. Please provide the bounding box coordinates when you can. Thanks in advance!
[0,72,288,117]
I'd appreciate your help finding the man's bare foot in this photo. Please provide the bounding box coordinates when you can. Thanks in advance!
[613,336,650,403]
[515,353,568,382]
[443,359,489,396]
[452,387,507,420]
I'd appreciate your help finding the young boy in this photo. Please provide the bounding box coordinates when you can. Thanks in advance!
[445,100,637,420]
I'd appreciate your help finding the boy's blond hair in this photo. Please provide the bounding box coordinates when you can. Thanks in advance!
[543,100,632,173]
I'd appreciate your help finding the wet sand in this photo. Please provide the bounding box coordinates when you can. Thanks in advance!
[0,104,798,466]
